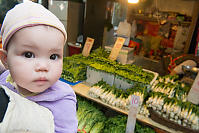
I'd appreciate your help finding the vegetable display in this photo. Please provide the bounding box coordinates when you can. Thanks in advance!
[61,54,88,83]
[77,96,155,133]
[88,80,150,117]
[62,47,199,132]
[62,47,156,87]
[147,75,199,131]
[77,96,106,133]
[87,58,155,85]
[61,48,110,83]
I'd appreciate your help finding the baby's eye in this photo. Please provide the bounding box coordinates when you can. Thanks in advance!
[23,52,35,58]
[50,54,59,60]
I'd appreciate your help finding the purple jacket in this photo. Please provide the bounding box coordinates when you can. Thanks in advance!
[0,70,78,133]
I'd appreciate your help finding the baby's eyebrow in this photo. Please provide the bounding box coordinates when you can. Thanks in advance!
[49,48,62,53]
[20,44,35,49]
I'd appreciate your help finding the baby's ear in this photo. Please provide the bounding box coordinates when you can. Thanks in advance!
[0,50,8,69]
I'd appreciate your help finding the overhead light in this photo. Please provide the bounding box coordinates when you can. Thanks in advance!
[128,0,139,4]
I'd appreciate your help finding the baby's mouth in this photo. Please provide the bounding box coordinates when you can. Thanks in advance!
[34,77,48,84]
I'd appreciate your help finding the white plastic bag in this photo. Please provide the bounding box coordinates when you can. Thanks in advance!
[116,19,131,37]
[0,86,54,133]
[130,20,137,38]
[116,20,131,46]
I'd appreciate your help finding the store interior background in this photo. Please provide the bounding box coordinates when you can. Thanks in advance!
[0,0,199,76]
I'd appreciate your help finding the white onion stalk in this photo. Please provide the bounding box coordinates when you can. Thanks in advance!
[162,114,167,118]
[159,78,163,82]
[181,108,189,119]
[174,115,178,120]
[126,95,131,105]
[170,79,175,84]
[191,124,198,130]
[115,97,121,108]
[182,123,187,127]
[182,95,187,102]
[177,119,181,125]
[192,116,198,125]
[112,99,118,107]
[155,98,162,111]
[104,92,112,103]
[186,109,193,120]
[89,87,97,98]
[188,113,196,122]
[165,77,170,83]
[152,80,159,88]
[166,103,172,114]
[117,97,123,108]
[100,91,109,102]
[121,98,127,109]
[170,111,175,118]
[173,105,181,116]
[109,95,116,106]
[168,88,175,98]
[146,97,153,105]
[163,104,168,113]
[96,87,103,95]
[183,119,188,124]
[153,86,158,92]
[181,83,185,88]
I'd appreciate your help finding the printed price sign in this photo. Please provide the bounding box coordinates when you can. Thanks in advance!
[82,37,94,57]
[126,95,140,133]
[188,72,199,104]
[109,37,125,61]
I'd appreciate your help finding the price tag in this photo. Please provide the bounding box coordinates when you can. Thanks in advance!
[126,95,140,133]
[82,37,94,57]
[108,37,125,61]
[188,72,199,104]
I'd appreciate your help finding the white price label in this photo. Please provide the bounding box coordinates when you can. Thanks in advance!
[82,37,94,57]
[126,95,140,133]
[188,72,199,104]
[108,37,125,61]
[130,95,140,107]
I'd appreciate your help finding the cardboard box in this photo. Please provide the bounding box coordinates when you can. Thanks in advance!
[86,66,115,86]
[105,45,134,64]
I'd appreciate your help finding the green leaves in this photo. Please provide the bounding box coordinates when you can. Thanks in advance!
[103,115,127,133]
[62,48,155,85]
[77,96,155,133]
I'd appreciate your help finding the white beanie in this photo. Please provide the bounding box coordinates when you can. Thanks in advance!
[0,1,67,50]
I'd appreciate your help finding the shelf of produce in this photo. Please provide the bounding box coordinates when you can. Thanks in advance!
[72,82,183,133]
[130,14,191,25]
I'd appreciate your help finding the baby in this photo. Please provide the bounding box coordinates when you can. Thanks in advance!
[0,1,77,133]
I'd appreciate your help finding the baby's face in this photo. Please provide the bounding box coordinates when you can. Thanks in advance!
[6,25,65,94]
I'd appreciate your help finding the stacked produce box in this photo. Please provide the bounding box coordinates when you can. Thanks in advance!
[61,48,110,83]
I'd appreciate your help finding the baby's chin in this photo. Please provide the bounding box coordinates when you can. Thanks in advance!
[29,87,49,93]
[18,85,49,96]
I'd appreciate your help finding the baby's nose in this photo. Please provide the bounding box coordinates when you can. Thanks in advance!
[35,60,49,72]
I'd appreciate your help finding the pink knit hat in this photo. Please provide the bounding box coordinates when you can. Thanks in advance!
[0,1,67,50]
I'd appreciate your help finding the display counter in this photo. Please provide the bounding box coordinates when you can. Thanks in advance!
[72,82,183,133]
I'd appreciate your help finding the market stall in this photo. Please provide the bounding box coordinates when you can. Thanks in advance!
[61,47,199,133]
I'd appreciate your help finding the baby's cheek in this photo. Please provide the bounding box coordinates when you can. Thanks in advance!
[52,67,62,79]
